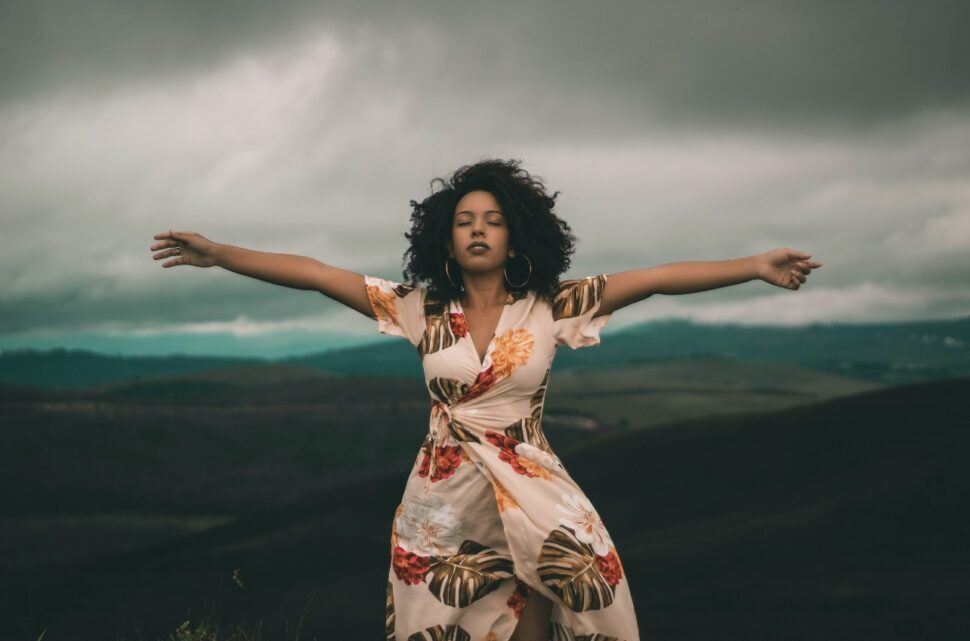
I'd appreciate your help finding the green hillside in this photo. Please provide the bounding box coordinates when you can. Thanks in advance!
[3,316,968,389]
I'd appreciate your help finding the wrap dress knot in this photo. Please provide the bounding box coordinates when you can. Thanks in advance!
[363,273,641,641]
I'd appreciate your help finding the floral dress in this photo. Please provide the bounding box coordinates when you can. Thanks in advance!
[364,273,641,641]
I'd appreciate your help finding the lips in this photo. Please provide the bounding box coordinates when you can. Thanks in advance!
[467,242,490,251]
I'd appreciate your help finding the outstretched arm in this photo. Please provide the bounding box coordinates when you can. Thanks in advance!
[596,248,823,317]
[150,229,376,319]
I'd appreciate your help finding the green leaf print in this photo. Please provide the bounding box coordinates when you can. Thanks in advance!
[406,623,471,641]
[427,377,469,405]
[385,580,395,641]
[419,300,460,358]
[537,525,617,612]
[551,623,625,641]
[425,539,515,608]
[551,275,607,320]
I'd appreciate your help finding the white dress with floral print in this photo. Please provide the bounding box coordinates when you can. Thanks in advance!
[365,273,640,641]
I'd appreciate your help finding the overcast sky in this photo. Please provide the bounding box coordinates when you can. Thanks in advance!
[1,0,968,358]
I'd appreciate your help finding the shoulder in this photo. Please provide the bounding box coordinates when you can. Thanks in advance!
[550,275,608,320]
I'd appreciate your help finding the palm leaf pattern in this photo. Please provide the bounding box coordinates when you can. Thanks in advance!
[551,623,625,641]
[502,417,552,454]
[537,525,617,611]
[394,282,417,297]
[530,367,551,420]
[552,275,607,321]
[385,580,396,641]
[420,300,460,358]
[551,623,572,641]
[425,539,515,607]
[447,415,481,444]
[406,624,471,641]
[427,377,468,405]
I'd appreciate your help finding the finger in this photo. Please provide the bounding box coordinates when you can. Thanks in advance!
[156,248,180,261]
[152,231,180,244]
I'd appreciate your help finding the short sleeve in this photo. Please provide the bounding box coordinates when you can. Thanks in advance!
[363,275,427,347]
[551,274,612,349]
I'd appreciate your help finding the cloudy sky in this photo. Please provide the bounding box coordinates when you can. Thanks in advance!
[1,0,968,358]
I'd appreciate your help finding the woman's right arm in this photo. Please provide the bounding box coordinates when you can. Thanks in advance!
[151,230,375,319]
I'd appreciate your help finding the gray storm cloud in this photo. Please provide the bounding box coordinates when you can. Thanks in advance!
[0,0,968,350]
[2,0,968,125]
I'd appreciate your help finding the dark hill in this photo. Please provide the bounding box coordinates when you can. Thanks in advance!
[3,378,967,640]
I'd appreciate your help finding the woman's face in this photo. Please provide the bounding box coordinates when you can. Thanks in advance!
[448,190,512,275]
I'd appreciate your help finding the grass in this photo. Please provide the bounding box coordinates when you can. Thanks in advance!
[153,573,320,641]
[23,576,321,641]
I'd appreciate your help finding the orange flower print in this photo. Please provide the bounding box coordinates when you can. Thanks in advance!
[506,578,532,619]
[513,442,558,479]
[490,328,534,379]
[596,548,624,586]
[392,545,432,585]
[418,443,464,482]
[483,431,551,479]
[366,284,399,326]
[492,476,519,511]
[450,312,468,337]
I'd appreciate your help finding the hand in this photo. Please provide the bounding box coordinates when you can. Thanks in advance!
[150,230,219,268]
[757,248,823,290]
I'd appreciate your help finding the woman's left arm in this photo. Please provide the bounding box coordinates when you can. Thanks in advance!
[597,248,823,316]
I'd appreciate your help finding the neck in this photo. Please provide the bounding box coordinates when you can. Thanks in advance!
[459,270,508,310]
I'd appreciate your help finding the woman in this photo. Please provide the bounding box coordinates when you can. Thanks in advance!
[151,158,821,641]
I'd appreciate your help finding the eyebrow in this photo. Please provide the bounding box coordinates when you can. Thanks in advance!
[455,210,504,216]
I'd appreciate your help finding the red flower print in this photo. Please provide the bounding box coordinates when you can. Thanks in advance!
[484,431,542,478]
[462,365,496,401]
[392,545,432,585]
[507,578,532,618]
[418,443,463,482]
[449,312,468,337]
[595,548,624,586]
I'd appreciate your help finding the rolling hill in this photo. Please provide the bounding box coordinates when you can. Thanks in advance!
[2,377,966,640]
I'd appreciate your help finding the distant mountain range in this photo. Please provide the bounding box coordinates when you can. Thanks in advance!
[2,316,968,389]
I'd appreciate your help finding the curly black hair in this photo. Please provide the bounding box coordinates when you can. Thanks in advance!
[401,158,578,305]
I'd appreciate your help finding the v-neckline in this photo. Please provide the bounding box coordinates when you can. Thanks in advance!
[455,293,513,368]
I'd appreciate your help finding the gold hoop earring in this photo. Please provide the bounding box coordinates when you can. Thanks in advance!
[504,253,532,288]
[445,257,463,291]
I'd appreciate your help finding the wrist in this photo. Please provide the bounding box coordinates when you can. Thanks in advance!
[212,242,231,267]
[750,253,767,282]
